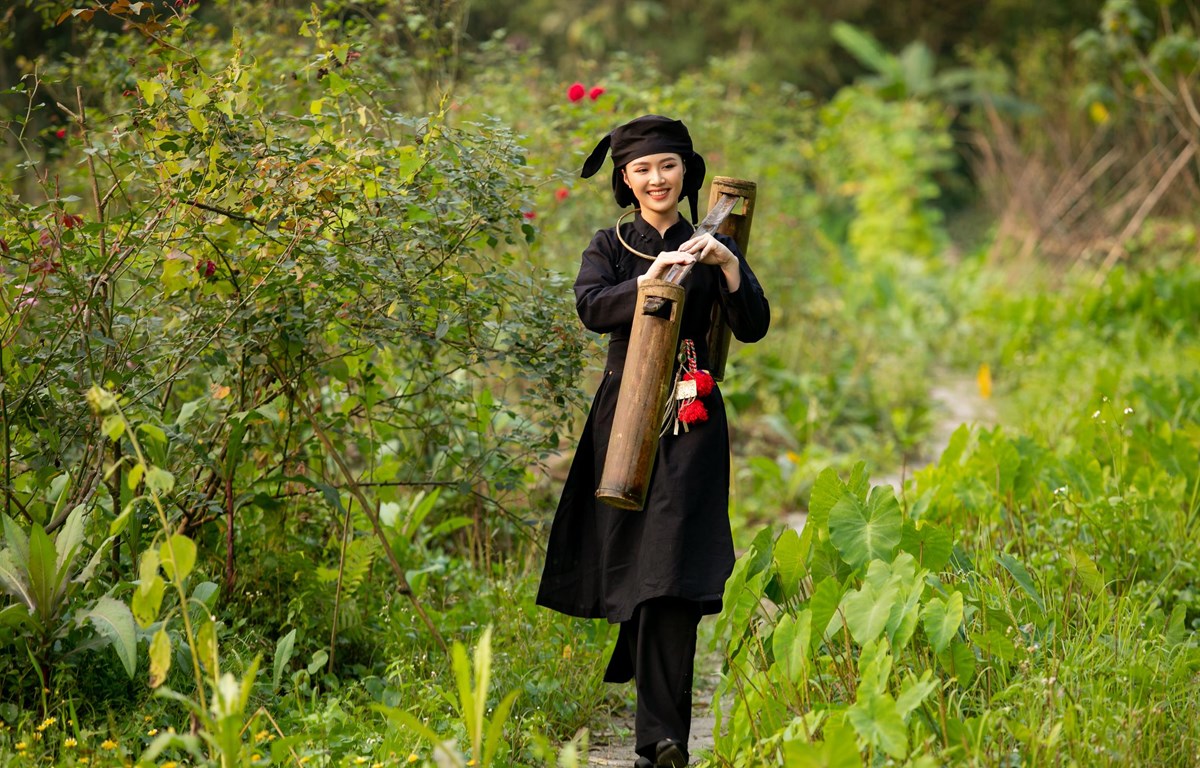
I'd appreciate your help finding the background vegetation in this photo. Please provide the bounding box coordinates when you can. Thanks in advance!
[1,0,1198,766]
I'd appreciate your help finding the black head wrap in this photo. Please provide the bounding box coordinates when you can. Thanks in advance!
[580,114,707,224]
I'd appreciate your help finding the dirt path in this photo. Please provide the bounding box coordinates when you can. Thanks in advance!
[584,373,993,766]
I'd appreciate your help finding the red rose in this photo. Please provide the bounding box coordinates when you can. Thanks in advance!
[555,187,569,202]
[588,86,605,100]
[567,82,586,102]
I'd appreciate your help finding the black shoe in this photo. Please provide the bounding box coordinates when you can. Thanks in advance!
[655,739,687,768]
[634,758,654,768]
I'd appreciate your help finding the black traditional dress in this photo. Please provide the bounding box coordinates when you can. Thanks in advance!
[537,213,770,624]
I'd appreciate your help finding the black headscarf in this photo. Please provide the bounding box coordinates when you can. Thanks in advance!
[580,114,707,224]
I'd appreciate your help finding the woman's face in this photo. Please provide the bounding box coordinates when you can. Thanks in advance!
[621,152,684,218]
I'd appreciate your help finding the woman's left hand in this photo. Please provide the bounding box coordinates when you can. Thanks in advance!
[680,233,741,291]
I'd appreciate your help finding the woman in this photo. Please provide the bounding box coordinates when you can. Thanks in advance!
[537,115,770,768]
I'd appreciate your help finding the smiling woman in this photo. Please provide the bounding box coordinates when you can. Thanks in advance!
[536,115,770,768]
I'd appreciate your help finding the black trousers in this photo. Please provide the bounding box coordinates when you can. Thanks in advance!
[603,597,703,759]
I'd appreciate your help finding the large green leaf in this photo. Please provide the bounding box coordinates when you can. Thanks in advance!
[1,515,29,572]
[772,610,812,684]
[27,524,57,620]
[773,527,808,600]
[273,628,297,692]
[922,591,964,654]
[898,521,953,571]
[54,504,87,576]
[807,467,844,540]
[809,576,845,647]
[83,596,137,678]
[784,720,862,768]
[848,689,908,759]
[829,485,902,569]
[842,580,899,646]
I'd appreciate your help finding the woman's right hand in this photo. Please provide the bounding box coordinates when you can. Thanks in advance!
[638,250,696,284]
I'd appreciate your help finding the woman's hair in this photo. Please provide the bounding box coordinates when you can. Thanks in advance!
[581,114,708,223]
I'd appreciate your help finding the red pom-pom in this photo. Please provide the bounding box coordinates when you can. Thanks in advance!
[684,370,714,397]
[678,399,708,424]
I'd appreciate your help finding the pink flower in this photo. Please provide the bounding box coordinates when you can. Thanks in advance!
[555,187,570,202]
[567,82,585,102]
[523,211,537,220]
[588,86,605,101]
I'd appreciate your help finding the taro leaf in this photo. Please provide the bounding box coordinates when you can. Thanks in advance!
[784,719,861,768]
[843,580,899,646]
[847,689,908,759]
[1065,547,1106,595]
[898,521,953,571]
[772,610,812,684]
[273,628,297,692]
[807,467,844,540]
[809,576,845,648]
[895,670,937,721]
[746,525,775,577]
[83,596,137,678]
[922,591,963,654]
[829,485,902,569]
[937,638,976,685]
[997,553,1045,612]
[773,527,808,600]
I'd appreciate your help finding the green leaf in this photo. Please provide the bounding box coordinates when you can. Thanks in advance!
[27,524,56,619]
[922,591,963,654]
[175,398,205,427]
[809,576,845,646]
[145,466,175,495]
[138,423,167,447]
[784,719,861,768]
[829,485,902,569]
[197,615,219,674]
[0,549,33,610]
[807,466,844,538]
[149,627,172,688]
[848,689,908,759]
[132,575,165,628]
[937,638,976,685]
[2,515,29,572]
[160,535,197,582]
[895,670,937,721]
[54,503,87,575]
[101,414,126,442]
[84,596,137,678]
[772,610,812,684]
[842,580,899,646]
[127,462,145,491]
[898,521,953,571]
[138,78,164,106]
[483,689,520,766]
[773,527,808,600]
[273,628,297,692]
[997,553,1044,612]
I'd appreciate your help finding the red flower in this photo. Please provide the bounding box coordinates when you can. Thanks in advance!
[197,259,217,278]
[523,211,537,220]
[555,187,570,202]
[567,82,586,102]
[54,128,66,139]
[678,399,708,425]
[588,86,605,100]
[62,213,84,229]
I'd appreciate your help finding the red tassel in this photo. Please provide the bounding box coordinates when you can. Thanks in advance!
[678,399,708,424]
[684,370,714,397]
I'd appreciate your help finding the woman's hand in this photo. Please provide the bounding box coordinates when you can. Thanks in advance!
[638,250,695,284]
[680,233,741,291]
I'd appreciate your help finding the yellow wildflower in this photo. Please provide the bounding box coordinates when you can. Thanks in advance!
[64,737,78,748]
[33,731,43,741]
[161,762,178,768]
[101,738,118,750]
[15,741,27,750]
[252,755,262,761]
[147,728,159,736]
[467,760,477,767]
[38,716,57,731]
[355,758,368,765]
[78,758,89,765]
[144,715,153,722]
[562,645,573,659]
[407,755,419,764]
[255,729,270,742]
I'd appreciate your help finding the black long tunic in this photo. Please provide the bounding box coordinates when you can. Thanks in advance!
[537,213,770,623]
